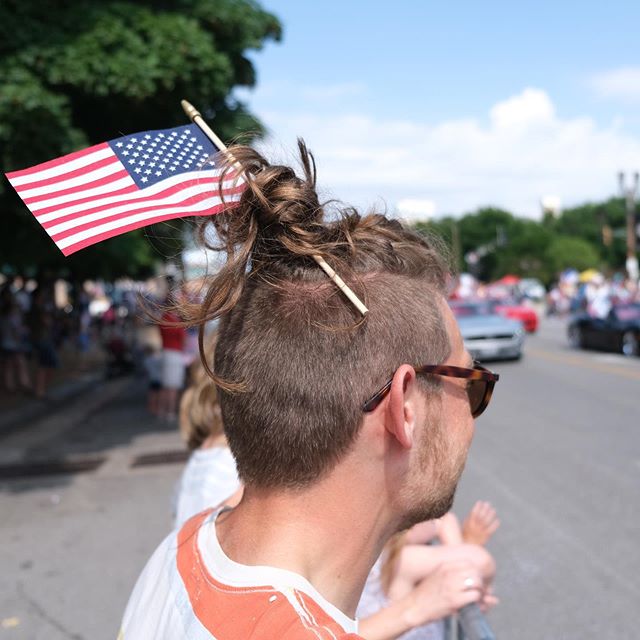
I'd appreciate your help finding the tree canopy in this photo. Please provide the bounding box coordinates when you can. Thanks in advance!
[415,197,634,285]
[0,0,281,279]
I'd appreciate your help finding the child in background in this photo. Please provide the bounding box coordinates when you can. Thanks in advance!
[358,503,500,640]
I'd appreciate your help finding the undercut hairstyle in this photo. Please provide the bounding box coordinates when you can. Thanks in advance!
[182,140,452,489]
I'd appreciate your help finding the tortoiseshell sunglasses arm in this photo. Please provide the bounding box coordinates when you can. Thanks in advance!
[362,363,499,413]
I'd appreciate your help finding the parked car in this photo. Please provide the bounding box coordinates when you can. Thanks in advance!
[489,298,539,333]
[450,300,525,361]
[567,303,640,357]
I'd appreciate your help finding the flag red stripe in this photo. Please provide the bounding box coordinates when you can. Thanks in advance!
[6,143,110,179]
[49,184,245,242]
[40,176,236,229]
[13,156,121,193]
[61,200,239,256]
[22,169,130,205]
[31,184,140,218]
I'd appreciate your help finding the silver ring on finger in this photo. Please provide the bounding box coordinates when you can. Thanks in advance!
[463,577,475,590]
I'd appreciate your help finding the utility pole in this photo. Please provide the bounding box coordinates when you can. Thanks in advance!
[618,171,639,282]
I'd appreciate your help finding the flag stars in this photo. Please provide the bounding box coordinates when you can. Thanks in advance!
[131,138,137,143]
[155,171,162,176]
[122,150,129,156]
[144,134,151,140]
[141,177,148,183]
[139,160,146,166]
[134,168,142,174]
[128,159,136,165]
[115,142,124,148]
[142,154,150,159]
[144,169,151,175]
[169,166,177,171]
[132,152,139,157]
[126,144,133,149]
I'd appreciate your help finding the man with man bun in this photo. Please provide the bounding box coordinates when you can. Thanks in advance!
[119,141,499,639]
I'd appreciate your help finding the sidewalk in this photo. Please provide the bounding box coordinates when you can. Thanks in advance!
[0,343,106,437]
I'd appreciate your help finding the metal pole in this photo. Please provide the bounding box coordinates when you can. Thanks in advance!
[618,171,639,282]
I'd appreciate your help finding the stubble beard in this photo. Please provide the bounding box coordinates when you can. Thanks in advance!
[396,413,468,532]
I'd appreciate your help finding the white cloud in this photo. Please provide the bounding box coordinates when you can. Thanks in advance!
[590,67,640,103]
[396,198,437,221]
[253,87,640,219]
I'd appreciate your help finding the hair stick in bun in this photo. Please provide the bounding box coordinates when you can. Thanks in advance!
[181,99,369,317]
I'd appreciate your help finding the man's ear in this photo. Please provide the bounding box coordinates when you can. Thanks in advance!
[385,364,418,450]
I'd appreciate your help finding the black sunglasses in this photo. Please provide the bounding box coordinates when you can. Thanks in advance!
[362,362,499,418]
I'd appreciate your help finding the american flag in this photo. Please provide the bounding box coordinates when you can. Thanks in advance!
[5,124,244,256]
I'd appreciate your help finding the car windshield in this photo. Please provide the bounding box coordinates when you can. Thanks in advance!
[614,304,640,322]
[450,301,496,317]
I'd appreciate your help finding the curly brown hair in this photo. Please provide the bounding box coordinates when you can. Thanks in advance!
[179,140,452,488]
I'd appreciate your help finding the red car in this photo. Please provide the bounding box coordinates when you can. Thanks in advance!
[489,299,539,333]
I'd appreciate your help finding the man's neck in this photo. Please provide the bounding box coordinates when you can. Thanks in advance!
[215,462,396,617]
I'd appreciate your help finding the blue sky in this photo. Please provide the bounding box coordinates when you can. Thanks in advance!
[236,1,640,219]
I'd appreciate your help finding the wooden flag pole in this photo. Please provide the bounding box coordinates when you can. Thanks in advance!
[181,100,369,317]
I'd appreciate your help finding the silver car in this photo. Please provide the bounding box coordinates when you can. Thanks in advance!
[450,300,525,361]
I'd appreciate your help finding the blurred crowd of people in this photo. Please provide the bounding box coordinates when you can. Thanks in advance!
[0,276,63,398]
[546,270,640,318]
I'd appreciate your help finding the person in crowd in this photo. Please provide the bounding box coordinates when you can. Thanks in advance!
[0,285,32,393]
[157,300,186,421]
[174,338,499,638]
[26,286,57,398]
[120,140,500,639]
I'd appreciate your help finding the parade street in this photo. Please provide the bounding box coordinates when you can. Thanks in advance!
[1,317,639,640]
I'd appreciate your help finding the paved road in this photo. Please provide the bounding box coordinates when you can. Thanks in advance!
[1,317,639,639]
[455,317,640,639]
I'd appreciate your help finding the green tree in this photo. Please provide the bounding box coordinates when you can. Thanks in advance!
[547,198,627,269]
[0,0,281,279]
[544,235,601,276]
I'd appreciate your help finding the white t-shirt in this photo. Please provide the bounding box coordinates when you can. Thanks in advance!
[119,508,360,640]
[173,446,240,527]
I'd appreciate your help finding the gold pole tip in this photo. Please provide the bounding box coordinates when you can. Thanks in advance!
[181,99,200,121]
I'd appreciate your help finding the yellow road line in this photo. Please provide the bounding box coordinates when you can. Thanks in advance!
[527,347,640,381]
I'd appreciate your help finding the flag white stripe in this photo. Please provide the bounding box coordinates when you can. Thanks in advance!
[17,161,124,199]
[8,147,114,187]
[29,176,136,212]
[56,193,242,250]
[35,169,234,221]
[46,182,237,235]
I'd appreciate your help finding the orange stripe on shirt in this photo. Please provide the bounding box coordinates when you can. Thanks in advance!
[176,510,359,639]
